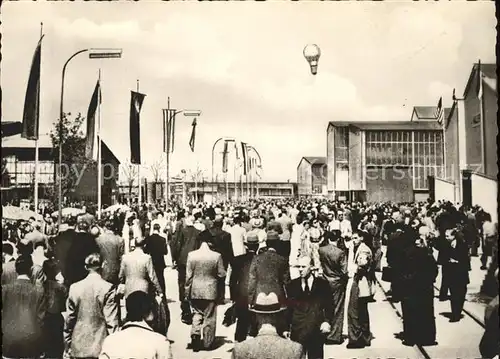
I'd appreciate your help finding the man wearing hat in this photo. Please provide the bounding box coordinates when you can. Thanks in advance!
[231,292,303,359]
[231,232,259,342]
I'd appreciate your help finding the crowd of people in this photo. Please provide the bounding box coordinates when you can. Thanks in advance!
[1,198,499,359]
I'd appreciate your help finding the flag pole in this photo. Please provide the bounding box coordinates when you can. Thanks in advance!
[165,97,170,208]
[34,22,43,215]
[233,143,238,202]
[137,79,142,208]
[97,69,102,219]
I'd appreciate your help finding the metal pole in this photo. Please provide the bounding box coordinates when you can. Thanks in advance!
[234,147,238,202]
[165,97,170,207]
[225,173,229,202]
[58,49,90,227]
[34,22,43,215]
[137,80,142,208]
[97,69,102,219]
[211,137,224,205]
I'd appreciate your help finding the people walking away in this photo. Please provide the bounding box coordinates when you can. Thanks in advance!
[285,255,332,359]
[400,234,438,346]
[64,253,119,359]
[231,232,259,342]
[43,258,68,358]
[232,292,303,359]
[185,232,226,352]
[96,220,125,286]
[2,254,47,359]
[145,223,169,294]
[99,291,173,359]
[171,214,201,324]
[445,228,470,322]
[318,230,348,344]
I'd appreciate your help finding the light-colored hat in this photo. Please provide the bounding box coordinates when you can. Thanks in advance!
[250,218,263,228]
[250,292,286,314]
[246,232,259,244]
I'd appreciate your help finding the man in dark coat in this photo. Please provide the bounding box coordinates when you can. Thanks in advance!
[285,255,333,359]
[51,215,77,282]
[445,228,470,322]
[96,220,125,286]
[318,231,348,344]
[479,268,499,359]
[171,214,201,323]
[144,223,169,294]
[248,233,290,308]
[231,233,259,342]
[2,255,47,358]
[64,219,100,287]
[206,215,234,270]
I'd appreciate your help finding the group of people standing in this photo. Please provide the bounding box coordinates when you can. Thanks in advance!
[1,197,498,359]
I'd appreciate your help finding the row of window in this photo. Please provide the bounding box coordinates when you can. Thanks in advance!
[366,141,444,166]
[4,157,55,185]
[366,130,443,144]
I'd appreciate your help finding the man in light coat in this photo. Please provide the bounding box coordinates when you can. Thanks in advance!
[64,253,118,359]
[185,233,226,352]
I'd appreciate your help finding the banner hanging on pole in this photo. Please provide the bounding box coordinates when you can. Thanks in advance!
[85,80,101,160]
[130,91,146,164]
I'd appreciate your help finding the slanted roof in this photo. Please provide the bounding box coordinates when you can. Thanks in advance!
[303,156,326,166]
[413,106,439,120]
[329,121,442,131]
[463,62,497,98]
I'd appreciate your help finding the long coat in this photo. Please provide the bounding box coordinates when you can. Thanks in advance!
[171,225,201,267]
[231,250,257,308]
[248,248,290,306]
[96,231,125,285]
[185,245,226,301]
[2,278,47,358]
[64,272,118,358]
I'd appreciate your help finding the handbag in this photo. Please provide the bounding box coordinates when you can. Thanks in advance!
[358,276,375,298]
[222,303,237,327]
[382,266,393,282]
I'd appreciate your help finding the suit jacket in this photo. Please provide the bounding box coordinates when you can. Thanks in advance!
[205,227,234,269]
[96,231,125,285]
[65,231,100,286]
[318,243,348,287]
[286,277,333,343]
[231,326,304,359]
[248,248,290,306]
[64,272,118,358]
[144,233,168,270]
[2,278,47,358]
[480,296,499,359]
[171,225,201,267]
[447,239,470,286]
[231,250,257,307]
[119,248,163,297]
[52,228,76,279]
[185,245,226,301]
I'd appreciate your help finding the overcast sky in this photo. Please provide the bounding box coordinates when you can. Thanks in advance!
[2,1,495,182]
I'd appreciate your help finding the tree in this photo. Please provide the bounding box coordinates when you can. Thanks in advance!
[149,156,165,183]
[50,112,95,202]
[120,159,138,202]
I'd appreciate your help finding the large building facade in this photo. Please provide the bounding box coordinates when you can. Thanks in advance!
[297,156,327,197]
[327,116,444,203]
[2,134,120,206]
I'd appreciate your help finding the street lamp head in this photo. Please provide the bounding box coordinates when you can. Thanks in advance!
[183,110,201,117]
[88,48,123,59]
[303,44,321,75]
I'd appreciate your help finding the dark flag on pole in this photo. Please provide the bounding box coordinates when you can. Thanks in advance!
[85,80,101,160]
[222,140,230,173]
[22,35,44,140]
[189,118,197,152]
[241,142,249,175]
[129,91,146,164]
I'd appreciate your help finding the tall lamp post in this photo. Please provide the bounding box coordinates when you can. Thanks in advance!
[303,44,321,75]
[58,48,122,227]
[163,97,200,208]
